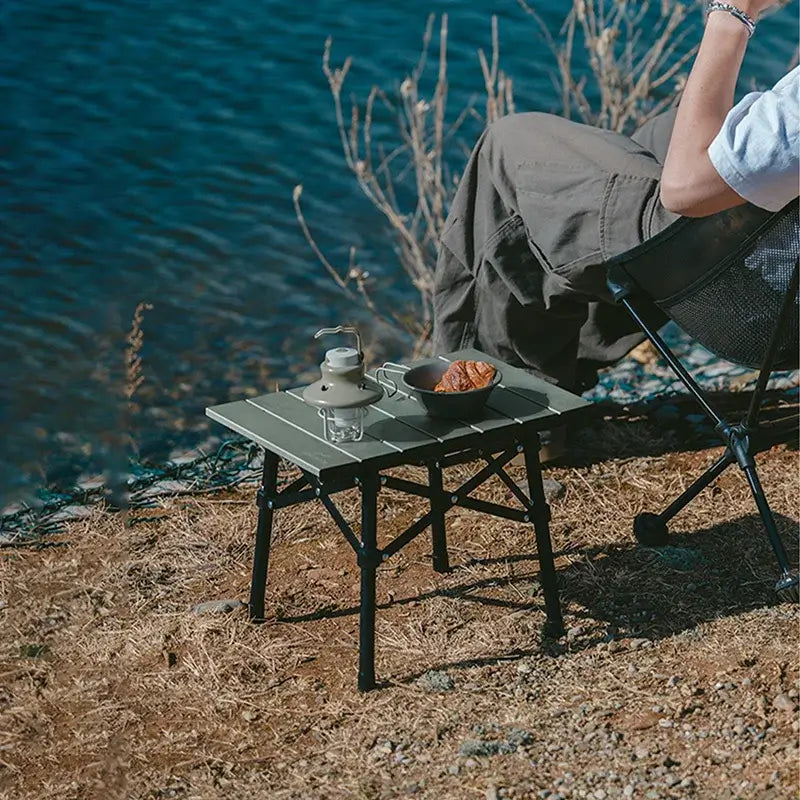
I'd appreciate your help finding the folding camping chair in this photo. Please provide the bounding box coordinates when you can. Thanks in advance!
[606,198,799,602]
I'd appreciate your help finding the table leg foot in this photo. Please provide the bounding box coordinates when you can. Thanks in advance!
[249,450,279,622]
[523,435,565,638]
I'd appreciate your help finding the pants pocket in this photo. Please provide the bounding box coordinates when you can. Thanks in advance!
[516,161,608,276]
[600,173,662,260]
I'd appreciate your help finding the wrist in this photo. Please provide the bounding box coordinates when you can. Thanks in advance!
[706,3,757,36]
[706,9,753,37]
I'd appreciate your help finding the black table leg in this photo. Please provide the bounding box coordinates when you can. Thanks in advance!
[249,449,280,621]
[522,435,565,638]
[358,472,380,691]
[428,461,450,573]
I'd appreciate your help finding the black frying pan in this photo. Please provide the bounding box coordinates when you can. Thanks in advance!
[376,361,501,419]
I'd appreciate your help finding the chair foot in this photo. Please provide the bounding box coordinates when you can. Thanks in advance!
[775,573,799,603]
[633,512,669,547]
[542,619,566,639]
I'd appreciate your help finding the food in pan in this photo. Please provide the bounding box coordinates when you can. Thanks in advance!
[434,360,496,392]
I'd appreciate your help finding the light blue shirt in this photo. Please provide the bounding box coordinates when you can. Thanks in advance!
[709,66,799,212]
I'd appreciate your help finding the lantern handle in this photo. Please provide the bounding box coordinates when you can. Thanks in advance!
[374,362,409,397]
[313,326,363,359]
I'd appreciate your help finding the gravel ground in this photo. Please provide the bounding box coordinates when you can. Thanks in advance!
[0,420,797,799]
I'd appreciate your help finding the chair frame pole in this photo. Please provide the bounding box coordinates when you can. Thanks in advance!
[617,283,798,597]
[659,451,734,524]
[620,298,724,428]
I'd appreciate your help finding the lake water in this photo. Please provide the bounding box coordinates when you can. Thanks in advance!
[1,0,796,506]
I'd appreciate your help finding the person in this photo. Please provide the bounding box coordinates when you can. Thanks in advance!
[432,0,799,406]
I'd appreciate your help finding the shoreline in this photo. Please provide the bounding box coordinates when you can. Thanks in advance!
[3,327,797,544]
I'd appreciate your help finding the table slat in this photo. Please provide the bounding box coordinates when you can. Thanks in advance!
[247,392,400,462]
[206,400,358,476]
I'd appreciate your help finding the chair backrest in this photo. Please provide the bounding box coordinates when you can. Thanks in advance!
[607,199,799,369]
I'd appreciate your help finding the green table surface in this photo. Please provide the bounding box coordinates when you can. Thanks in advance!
[206,348,590,479]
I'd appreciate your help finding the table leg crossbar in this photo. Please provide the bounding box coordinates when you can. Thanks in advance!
[249,434,565,690]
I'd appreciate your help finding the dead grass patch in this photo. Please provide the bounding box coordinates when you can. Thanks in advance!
[0,439,798,799]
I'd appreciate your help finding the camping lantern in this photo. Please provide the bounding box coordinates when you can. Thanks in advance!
[302,326,383,443]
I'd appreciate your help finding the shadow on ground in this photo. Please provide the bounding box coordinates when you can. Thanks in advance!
[558,511,798,642]
[565,391,798,465]
[276,508,797,685]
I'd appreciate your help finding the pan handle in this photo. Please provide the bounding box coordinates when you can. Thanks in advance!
[374,362,408,397]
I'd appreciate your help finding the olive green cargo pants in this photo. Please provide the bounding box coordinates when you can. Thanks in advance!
[432,110,680,390]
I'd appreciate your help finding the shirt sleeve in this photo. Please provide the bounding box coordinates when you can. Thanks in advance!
[708,67,800,212]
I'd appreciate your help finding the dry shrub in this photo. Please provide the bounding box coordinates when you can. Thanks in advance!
[518,0,699,133]
[294,14,513,357]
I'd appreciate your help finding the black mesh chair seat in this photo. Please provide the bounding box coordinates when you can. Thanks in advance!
[606,199,799,601]
[609,199,799,368]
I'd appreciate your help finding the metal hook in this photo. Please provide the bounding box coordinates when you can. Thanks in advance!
[374,362,409,398]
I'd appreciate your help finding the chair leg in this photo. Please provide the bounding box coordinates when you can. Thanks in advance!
[634,452,734,546]
[428,461,449,573]
[358,472,380,691]
[741,464,798,601]
[522,435,565,638]
[620,297,724,430]
[249,450,280,621]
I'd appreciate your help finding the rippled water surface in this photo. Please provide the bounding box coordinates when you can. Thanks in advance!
[1,0,796,504]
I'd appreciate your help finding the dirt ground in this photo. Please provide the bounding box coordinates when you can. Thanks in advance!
[1,418,798,800]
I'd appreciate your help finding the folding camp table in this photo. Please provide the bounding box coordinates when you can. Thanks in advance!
[207,348,589,690]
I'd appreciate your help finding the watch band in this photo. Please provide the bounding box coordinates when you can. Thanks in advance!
[706,2,757,37]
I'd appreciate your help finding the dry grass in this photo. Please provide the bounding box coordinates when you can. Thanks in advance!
[1,428,798,799]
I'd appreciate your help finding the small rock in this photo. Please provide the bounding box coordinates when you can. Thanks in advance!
[665,775,680,787]
[517,662,533,675]
[192,599,246,615]
[623,786,634,798]
[773,693,796,712]
[486,784,499,800]
[634,746,650,759]
[628,638,650,650]
[19,643,48,658]
[542,478,565,501]
[567,626,585,642]
[417,670,455,692]
[593,790,607,800]
[447,764,460,776]
[242,709,259,722]
[517,478,565,501]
